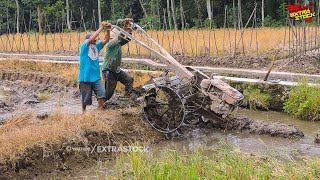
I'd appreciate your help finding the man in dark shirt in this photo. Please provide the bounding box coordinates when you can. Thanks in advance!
[102,19,134,102]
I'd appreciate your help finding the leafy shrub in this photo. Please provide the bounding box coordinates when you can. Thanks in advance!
[243,85,272,110]
[284,83,320,121]
[191,18,202,28]
[264,15,282,27]
[203,18,217,29]
[139,15,161,30]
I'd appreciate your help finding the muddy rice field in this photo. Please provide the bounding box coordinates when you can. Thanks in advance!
[0,53,320,179]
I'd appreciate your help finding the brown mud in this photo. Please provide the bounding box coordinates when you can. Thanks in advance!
[316,132,320,143]
[0,70,74,121]
[0,70,72,87]
[209,116,304,139]
[128,50,320,75]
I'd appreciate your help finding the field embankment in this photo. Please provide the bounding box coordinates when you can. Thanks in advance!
[0,108,162,179]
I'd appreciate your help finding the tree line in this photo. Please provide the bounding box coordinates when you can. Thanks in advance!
[0,0,315,34]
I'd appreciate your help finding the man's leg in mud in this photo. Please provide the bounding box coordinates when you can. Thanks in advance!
[103,70,119,101]
[92,80,106,110]
[118,70,134,96]
[79,82,93,113]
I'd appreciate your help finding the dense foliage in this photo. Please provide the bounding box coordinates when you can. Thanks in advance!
[0,0,314,33]
[284,83,320,121]
[243,85,272,110]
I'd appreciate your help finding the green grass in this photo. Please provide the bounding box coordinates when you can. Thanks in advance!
[101,145,320,179]
[0,88,11,97]
[284,83,320,121]
[38,90,50,102]
[243,85,272,110]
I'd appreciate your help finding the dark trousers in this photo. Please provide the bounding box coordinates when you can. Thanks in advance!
[102,70,134,100]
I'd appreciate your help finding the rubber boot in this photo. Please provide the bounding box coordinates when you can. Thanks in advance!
[98,99,105,110]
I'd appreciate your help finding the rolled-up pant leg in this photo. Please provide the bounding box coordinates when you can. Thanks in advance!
[79,82,93,106]
[103,70,118,101]
[118,70,134,94]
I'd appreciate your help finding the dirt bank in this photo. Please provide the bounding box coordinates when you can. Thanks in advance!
[0,109,163,179]
[209,115,304,139]
[128,50,320,75]
[316,132,320,143]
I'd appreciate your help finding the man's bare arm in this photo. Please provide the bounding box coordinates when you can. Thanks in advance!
[102,23,111,47]
[87,21,107,46]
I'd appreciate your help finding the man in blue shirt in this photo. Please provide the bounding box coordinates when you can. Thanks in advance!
[79,21,111,112]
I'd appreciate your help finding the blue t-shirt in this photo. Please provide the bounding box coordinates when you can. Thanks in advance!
[78,40,103,82]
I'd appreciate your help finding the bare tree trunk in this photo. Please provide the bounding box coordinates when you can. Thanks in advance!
[238,0,242,29]
[37,5,42,33]
[167,0,172,29]
[261,0,264,27]
[163,8,168,30]
[157,1,161,29]
[66,0,71,30]
[315,0,320,47]
[15,0,19,33]
[97,0,102,25]
[303,0,307,53]
[179,0,184,29]
[194,0,202,27]
[206,0,212,20]
[171,0,178,30]
[111,0,115,19]
[80,7,87,31]
[139,0,148,18]
[233,0,236,28]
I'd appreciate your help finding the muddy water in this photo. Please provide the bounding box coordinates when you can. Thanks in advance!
[152,109,320,157]
[0,93,96,122]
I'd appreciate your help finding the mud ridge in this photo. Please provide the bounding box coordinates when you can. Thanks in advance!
[0,69,73,87]
[315,132,320,143]
[210,116,304,139]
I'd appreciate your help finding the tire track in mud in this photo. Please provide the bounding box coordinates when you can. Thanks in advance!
[0,69,78,123]
[0,69,73,87]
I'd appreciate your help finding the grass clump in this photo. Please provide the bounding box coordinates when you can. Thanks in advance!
[243,85,272,110]
[38,90,50,102]
[284,83,320,121]
[105,145,320,179]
